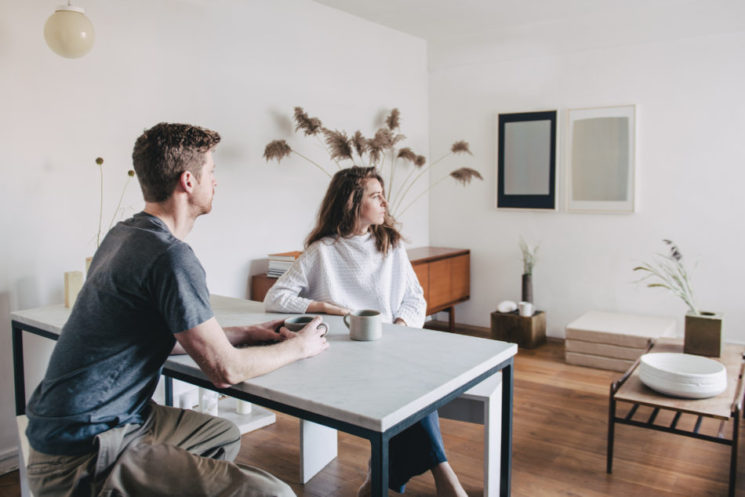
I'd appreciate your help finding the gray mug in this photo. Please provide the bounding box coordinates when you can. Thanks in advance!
[283,315,328,336]
[343,310,382,341]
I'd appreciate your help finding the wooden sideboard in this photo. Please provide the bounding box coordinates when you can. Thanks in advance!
[251,247,470,331]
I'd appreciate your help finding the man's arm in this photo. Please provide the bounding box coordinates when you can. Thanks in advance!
[171,318,289,354]
[174,316,329,388]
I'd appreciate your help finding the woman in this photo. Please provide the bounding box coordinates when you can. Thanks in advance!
[265,166,467,497]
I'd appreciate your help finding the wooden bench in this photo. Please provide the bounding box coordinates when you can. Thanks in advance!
[16,415,33,497]
[300,372,502,497]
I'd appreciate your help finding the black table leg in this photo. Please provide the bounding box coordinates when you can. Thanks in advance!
[607,388,616,473]
[12,323,25,416]
[501,359,513,497]
[165,376,174,407]
[729,408,739,497]
[370,432,389,497]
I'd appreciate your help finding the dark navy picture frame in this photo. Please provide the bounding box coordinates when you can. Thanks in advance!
[497,110,557,209]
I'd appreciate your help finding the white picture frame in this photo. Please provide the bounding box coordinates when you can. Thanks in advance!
[566,105,636,213]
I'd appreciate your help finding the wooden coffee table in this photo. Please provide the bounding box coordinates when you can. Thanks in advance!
[607,338,745,497]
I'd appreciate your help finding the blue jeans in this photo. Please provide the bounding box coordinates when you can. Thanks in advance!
[388,411,448,492]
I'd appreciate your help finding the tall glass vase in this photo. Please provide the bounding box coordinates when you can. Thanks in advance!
[521,273,533,303]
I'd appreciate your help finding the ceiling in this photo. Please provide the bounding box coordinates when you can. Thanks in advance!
[312,0,744,45]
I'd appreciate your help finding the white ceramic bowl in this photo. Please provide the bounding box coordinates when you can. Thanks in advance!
[638,352,727,399]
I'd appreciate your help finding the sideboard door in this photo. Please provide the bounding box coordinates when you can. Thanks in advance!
[412,263,430,306]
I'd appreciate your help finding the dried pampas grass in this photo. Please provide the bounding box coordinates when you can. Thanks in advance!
[451,141,472,155]
[322,129,353,161]
[385,108,401,130]
[351,131,367,157]
[370,128,394,150]
[264,106,478,217]
[450,167,483,185]
[293,107,322,136]
[397,147,416,162]
[264,140,292,162]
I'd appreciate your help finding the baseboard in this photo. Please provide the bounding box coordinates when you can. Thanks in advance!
[424,320,490,338]
[0,446,19,475]
[425,319,566,345]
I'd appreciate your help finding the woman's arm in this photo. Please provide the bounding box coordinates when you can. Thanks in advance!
[264,253,315,313]
[265,244,351,315]
[307,301,351,315]
[394,249,427,328]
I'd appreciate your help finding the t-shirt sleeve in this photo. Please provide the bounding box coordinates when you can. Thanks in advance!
[149,243,214,333]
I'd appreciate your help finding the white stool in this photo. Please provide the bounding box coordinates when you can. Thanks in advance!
[299,372,502,497]
[16,415,34,497]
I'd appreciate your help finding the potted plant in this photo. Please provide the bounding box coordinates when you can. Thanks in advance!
[633,239,722,357]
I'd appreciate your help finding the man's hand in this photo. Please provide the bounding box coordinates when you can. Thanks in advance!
[224,319,295,345]
[307,300,351,316]
[175,316,329,388]
[290,316,329,358]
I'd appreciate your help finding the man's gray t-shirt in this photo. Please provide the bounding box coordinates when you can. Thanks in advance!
[26,212,214,455]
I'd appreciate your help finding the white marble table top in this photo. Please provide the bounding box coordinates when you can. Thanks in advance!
[12,295,516,433]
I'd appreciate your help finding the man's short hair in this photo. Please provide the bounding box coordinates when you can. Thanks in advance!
[132,123,221,202]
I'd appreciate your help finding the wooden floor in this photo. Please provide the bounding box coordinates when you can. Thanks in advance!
[2,339,743,496]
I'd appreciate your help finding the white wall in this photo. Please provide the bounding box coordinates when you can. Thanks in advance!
[0,0,428,467]
[428,4,745,340]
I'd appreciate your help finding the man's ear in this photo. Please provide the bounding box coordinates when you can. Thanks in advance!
[180,170,195,193]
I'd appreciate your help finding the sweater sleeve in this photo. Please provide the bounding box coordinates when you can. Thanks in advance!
[394,248,426,328]
[263,250,315,313]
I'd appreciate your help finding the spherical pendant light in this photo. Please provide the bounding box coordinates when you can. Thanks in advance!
[44,3,95,59]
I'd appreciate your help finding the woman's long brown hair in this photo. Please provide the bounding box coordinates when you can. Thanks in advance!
[305,166,402,255]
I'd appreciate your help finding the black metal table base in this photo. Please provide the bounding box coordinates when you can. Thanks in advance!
[164,358,514,497]
[14,319,513,497]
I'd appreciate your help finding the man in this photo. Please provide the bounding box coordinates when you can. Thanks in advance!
[25,122,329,497]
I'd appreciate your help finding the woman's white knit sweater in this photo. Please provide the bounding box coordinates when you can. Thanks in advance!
[264,234,426,328]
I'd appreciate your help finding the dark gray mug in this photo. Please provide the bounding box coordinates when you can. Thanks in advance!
[284,315,328,336]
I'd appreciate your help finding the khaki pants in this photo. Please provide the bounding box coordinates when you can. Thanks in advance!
[27,402,295,497]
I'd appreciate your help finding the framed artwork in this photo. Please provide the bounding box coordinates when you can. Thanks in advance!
[566,105,636,213]
[497,110,557,209]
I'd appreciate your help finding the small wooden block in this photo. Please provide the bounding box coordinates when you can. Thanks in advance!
[491,310,546,348]
[64,271,84,308]
[565,339,648,361]
[565,351,634,372]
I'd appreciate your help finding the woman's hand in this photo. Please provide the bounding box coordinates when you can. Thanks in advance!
[394,317,407,326]
[307,300,351,316]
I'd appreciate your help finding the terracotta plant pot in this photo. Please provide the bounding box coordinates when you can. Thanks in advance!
[684,311,723,357]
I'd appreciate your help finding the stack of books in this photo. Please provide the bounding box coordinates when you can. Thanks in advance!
[267,250,302,278]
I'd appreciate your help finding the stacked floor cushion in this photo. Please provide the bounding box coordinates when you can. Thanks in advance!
[565,311,677,372]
